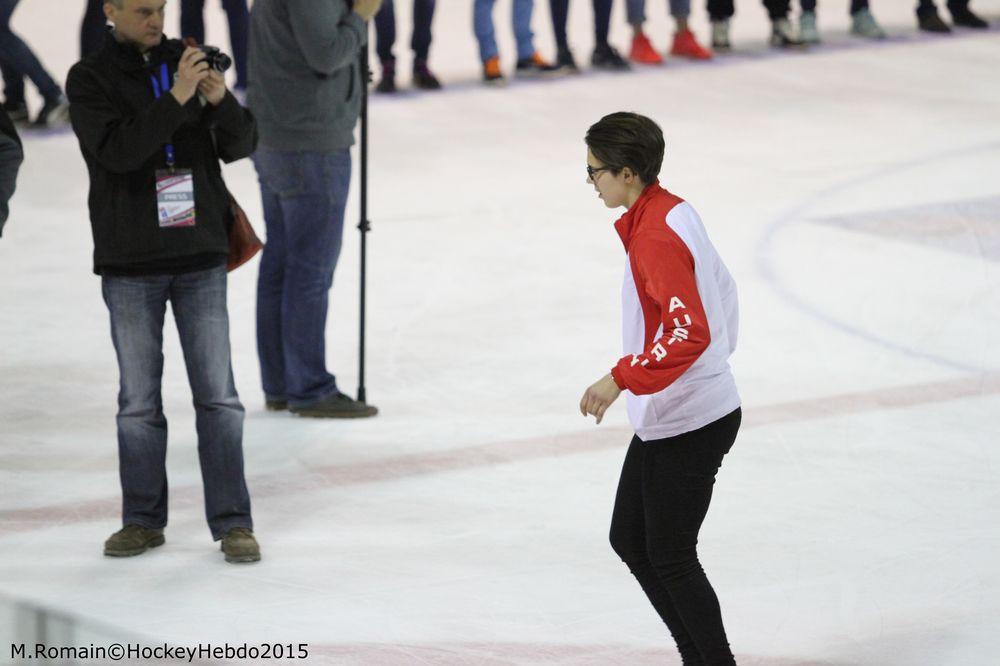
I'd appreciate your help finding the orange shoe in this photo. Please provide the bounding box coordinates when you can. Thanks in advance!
[483,56,504,84]
[670,29,713,60]
[629,32,663,65]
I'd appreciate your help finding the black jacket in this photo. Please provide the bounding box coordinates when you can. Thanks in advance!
[67,33,257,275]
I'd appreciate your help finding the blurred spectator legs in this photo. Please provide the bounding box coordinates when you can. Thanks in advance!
[180,0,249,90]
[0,0,67,127]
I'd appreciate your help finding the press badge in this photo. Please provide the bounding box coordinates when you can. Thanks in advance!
[156,169,196,228]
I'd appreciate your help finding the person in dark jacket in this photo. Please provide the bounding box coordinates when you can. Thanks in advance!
[0,105,22,236]
[66,0,260,564]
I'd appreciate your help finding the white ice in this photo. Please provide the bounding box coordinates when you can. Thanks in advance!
[1,1,999,664]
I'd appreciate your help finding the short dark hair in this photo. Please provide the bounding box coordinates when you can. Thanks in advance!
[585,112,665,185]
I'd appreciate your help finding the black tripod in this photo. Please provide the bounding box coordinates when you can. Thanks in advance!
[357,24,372,406]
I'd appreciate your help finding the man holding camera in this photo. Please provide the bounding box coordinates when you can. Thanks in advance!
[67,0,260,563]
[248,0,382,418]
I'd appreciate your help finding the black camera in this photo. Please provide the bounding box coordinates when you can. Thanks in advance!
[197,46,232,74]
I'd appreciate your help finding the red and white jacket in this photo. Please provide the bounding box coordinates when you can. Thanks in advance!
[609,181,740,441]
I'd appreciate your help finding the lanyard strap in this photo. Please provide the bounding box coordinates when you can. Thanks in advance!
[149,62,176,168]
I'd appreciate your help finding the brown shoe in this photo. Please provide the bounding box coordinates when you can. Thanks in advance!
[221,527,261,563]
[104,524,165,557]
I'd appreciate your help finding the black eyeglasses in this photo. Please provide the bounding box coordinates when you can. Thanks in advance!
[587,165,612,180]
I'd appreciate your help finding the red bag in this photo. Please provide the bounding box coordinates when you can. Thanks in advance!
[226,192,263,272]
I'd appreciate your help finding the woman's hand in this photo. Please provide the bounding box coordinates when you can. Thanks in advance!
[579,373,622,424]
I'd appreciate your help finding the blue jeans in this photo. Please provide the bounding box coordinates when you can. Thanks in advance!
[253,148,352,409]
[375,0,437,63]
[102,265,251,541]
[474,0,535,63]
[0,0,61,105]
[179,0,249,90]
[626,0,692,24]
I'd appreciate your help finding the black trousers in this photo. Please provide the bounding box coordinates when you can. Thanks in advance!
[610,408,741,666]
[179,0,249,90]
[548,0,614,50]
[80,0,106,58]
[918,0,970,15]
[374,0,437,63]
[707,0,871,21]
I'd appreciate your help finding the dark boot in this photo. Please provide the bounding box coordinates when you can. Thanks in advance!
[590,45,631,71]
[104,525,165,557]
[375,59,396,93]
[220,527,260,564]
[556,47,580,74]
[918,8,952,32]
[413,59,442,90]
[950,6,989,27]
[291,391,378,418]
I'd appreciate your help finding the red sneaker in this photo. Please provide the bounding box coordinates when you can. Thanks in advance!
[670,29,713,60]
[629,32,663,65]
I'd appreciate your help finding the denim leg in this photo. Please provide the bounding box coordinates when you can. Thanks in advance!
[411,0,435,61]
[851,0,869,13]
[254,149,290,402]
[513,0,536,61]
[170,266,251,540]
[375,0,397,63]
[254,148,350,408]
[0,0,61,100]
[473,0,498,63]
[102,275,171,531]
[221,0,249,90]
[669,0,691,19]
[800,0,816,13]
[179,0,206,44]
[626,0,646,26]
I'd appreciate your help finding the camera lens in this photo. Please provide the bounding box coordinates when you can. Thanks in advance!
[213,53,233,73]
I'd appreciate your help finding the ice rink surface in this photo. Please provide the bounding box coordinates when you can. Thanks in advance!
[1,1,999,664]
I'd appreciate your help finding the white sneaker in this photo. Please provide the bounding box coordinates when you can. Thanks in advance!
[711,20,731,51]
[851,9,887,39]
[770,18,805,48]
[799,11,820,44]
